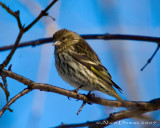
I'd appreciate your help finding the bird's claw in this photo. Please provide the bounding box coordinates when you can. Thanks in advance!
[72,85,84,99]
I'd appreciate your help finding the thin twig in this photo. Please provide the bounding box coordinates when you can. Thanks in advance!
[0,2,24,69]
[0,0,58,69]
[0,32,23,69]
[24,0,58,31]
[141,44,160,71]
[0,0,58,118]
[0,2,22,29]
[0,88,31,117]
[1,74,10,102]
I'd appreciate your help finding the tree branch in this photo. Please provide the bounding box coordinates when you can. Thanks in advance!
[24,0,58,31]
[1,74,10,102]
[0,1,159,126]
[0,0,58,118]
[0,32,23,69]
[0,34,160,52]
[1,68,160,117]
[0,88,31,117]
[0,2,24,69]
[56,98,160,128]
[141,44,160,71]
[82,34,160,44]
[0,0,58,69]
[1,33,159,71]
[0,38,52,51]
[0,2,22,29]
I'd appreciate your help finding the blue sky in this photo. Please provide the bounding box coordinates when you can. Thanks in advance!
[0,0,160,128]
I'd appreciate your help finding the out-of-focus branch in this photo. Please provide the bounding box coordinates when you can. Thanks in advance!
[0,88,31,117]
[56,99,160,128]
[1,34,160,52]
[1,68,160,117]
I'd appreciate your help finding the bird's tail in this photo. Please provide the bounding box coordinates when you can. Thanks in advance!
[100,85,125,105]
[113,92,125,105]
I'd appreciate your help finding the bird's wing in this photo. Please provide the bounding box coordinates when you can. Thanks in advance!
[71,53,122,93]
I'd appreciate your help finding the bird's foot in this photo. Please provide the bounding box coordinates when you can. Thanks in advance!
[86,91,95,99]
[83,91,95,105]
[72,85,84,99]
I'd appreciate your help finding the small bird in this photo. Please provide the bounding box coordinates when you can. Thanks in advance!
[53,29,124,103]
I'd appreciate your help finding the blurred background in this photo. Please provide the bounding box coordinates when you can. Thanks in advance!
[0,0,160,128]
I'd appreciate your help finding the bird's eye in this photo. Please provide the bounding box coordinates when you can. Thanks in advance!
[62,37,66,41]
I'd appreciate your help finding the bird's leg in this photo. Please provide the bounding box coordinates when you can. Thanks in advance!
[86,91,95,99]
[68,85,84,99]
[73,85,84,95]
[68,85,83,100]
[83,91,95,105]
[87,91,91,96]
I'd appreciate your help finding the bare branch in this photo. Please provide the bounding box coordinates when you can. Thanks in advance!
[77,101,86,115]
[0,38,52,51]
[1,74,10,102]
[0,69,141,108]
[141,44,160,71]
[24,0,58,32]
[56,98,160,127]
[1,32,159,72]
[0,32,23,69]
[1,68,160,116]
[82,34,160,44]
[0,0,58,118]
[0,2,24,69]
[0,2,22,29]
[0,1,159,127]
[0,88,31,117]
[1,34,160,52]
[0,0,58,70]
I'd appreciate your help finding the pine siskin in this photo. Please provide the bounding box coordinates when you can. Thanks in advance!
[53,29,124,103]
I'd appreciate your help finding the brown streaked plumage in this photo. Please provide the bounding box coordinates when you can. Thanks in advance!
[53,29,124,103]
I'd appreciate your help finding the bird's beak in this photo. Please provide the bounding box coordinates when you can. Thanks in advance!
[52,41,61,46]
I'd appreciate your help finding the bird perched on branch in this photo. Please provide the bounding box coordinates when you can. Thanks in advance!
[53,29,124,104]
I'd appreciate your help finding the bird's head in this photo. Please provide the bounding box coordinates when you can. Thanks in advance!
[53,29,80,51]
